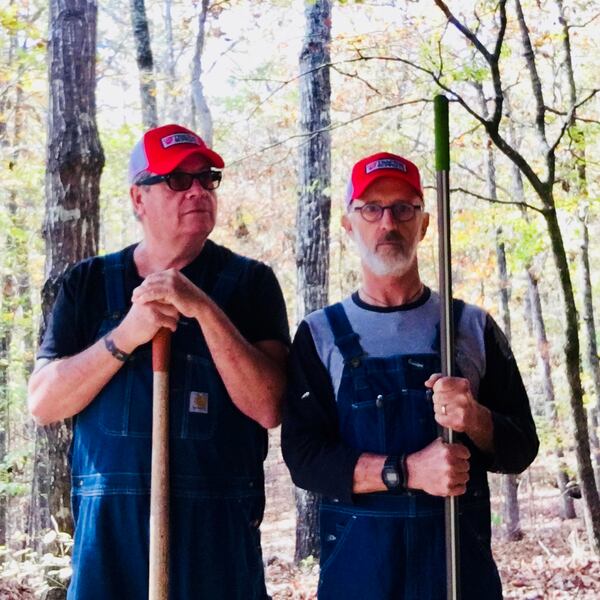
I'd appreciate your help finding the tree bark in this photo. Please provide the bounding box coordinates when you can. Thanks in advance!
[555,0,600,486]
[477,83,523,540]
[527,269,575,519]
[190,0,213,144]
[129,0,158,129]
[294,0,332,562]
[163,0,177,122]
[30,0,104,543]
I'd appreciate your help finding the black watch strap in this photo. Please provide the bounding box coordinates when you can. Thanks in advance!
[104,335,130,362]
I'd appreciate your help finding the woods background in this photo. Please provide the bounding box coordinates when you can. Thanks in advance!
[0,0,599,597]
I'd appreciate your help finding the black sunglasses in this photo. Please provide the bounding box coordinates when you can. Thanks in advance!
[136,169,222,192]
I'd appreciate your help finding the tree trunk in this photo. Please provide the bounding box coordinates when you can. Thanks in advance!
[294,0,332,562]
[542,203,600,549]
[129,0,157,129]
[555,0,600,489]
[577,203,600,487]
[163,0,177,122]
[495,229,524,539]
[190,0,213,144]
[481,115,523,540]
[527,269,575,519]
[30,0,104,543]
[476,85,524,540]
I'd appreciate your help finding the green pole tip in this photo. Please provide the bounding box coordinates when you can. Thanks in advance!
[434,96,450,172]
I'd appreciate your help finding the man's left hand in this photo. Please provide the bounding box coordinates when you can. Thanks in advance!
[132,269,208,319]
[425,374,488,437]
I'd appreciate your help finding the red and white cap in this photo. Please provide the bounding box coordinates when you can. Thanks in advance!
[128,123,225,184]
[345,152,423,208]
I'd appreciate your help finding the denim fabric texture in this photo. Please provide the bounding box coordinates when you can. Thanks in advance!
[68,249,269,600]
[317,302,502,600]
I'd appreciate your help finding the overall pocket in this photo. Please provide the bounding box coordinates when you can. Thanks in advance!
[170,352,221,440]
[97,348,221,441]
[98,347,153,438]
[346,388,437,455]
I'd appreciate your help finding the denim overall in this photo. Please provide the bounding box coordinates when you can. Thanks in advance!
[317,302,502,600]
[68,249,268,600]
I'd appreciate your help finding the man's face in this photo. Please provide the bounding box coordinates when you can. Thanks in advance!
[342,177,429,278]
[131,154,218,241]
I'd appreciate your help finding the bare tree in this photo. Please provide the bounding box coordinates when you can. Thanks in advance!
[129,0,158,129]
[29,0,104,543]
[428,0,600,554]
[555,0,600,486]
[191,0,213,144]
[294,0,332,562]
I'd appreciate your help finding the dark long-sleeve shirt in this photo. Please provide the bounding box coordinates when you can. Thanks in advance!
[282,291,539,503]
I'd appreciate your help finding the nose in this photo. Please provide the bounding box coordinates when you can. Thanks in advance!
[186,175,208,196]
[379,206,396,230]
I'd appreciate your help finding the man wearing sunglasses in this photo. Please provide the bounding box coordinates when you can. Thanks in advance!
[28,124,290,599]
[282,152,538,599]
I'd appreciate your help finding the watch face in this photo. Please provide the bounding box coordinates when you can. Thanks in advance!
[384,468,400,488]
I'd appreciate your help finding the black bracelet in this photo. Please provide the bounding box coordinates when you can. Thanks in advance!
[104,335,130,362]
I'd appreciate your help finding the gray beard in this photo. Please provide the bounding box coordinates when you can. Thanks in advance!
[352,231,413,278]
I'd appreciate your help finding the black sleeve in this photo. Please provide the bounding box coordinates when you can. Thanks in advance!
[37,262,98,360]
[478,314,539,473]
[281,321,362,503]
[238,264,290,347]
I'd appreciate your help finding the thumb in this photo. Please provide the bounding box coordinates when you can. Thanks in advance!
[424,373,443,389]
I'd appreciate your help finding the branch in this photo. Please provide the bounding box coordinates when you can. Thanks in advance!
[515,0,548,149]
[568,11,600,29]
[433,0,492,61]
[449,187,544,214]
[229,98,430,166]
[331,64,384,96]
[545,105,600,124]
[434,0,507,127]
[548,88,600,155]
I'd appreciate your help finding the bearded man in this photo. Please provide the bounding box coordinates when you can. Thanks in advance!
[281,152,538,599]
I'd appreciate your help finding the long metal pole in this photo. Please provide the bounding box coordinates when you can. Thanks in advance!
[434,94,460,600]
[149,328,171,600]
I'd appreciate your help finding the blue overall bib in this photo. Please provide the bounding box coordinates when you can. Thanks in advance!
[68,249,269,600]
[317,302,502,600]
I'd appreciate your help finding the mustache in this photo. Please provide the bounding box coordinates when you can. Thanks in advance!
[377,231,404,245]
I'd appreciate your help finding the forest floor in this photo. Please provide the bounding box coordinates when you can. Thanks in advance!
[1,430,599,599]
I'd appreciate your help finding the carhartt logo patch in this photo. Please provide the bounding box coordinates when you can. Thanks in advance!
[189,392,208,414]
[161,133,200,149]
[365,158,407,174]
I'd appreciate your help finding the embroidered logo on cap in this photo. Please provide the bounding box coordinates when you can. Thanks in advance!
[161,133,200,149]
[365,158,407,174]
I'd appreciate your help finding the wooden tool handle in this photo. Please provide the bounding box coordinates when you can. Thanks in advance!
[152,327,172,373]
[149,328,172,600]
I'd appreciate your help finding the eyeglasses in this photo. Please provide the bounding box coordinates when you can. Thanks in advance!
[353,202,423,223]
[136,169,222,192]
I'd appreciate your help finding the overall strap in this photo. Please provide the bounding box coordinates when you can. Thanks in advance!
[210,252,251,308]
[431,298,466,352]
[324,303,365,366]
[102,249,128,318]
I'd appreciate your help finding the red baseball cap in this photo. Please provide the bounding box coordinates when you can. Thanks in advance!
[128,124,225,184]
[345,152,423,208]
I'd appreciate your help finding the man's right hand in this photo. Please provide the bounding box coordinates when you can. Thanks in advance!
[406,437,470,496]
[111,298,179,352]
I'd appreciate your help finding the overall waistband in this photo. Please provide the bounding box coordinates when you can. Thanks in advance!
[71,472,264,499]
[323,490,488,518]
